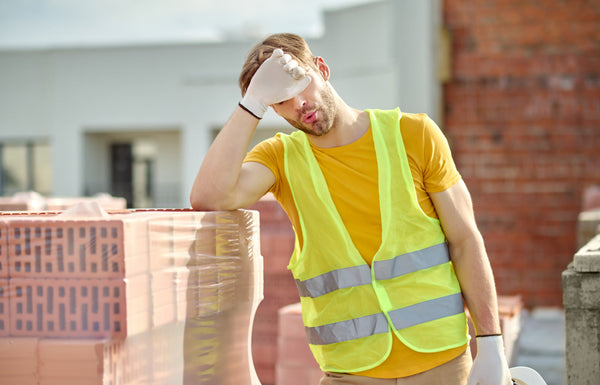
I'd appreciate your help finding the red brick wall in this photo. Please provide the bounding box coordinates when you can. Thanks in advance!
[443,0,600,307]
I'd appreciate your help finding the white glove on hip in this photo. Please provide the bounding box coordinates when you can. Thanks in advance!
[240,48,311,119]
[467,335,512,385]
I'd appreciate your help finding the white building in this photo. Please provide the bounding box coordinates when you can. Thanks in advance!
[0,0,445,208]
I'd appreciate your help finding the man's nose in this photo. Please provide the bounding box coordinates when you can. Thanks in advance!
[289,95,307,111]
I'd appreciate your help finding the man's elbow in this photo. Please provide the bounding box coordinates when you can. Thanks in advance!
[189,191,234,211]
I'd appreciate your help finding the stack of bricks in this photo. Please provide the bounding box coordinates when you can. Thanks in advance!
[248,196,298,385]
[0,206,263,385]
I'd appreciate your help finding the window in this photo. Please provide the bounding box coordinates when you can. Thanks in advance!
[0,142,52,196]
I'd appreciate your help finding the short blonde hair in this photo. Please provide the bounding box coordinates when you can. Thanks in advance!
[238,33,317,96]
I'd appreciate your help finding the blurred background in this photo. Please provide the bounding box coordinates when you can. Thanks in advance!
[1,1,598,384]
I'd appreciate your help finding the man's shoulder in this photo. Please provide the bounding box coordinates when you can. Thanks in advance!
[246,134,286,162]
[367,108,430,127]
[399,111,431,125]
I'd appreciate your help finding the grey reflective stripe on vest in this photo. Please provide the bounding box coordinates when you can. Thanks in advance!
[296,264,372,298]
[296,243,449,298]
[388,292,464,330]
[374,242,450,280]
[305,312,390,345]
[305,293,464,345]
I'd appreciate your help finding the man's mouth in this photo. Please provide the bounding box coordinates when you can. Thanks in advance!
[302,111,317,124]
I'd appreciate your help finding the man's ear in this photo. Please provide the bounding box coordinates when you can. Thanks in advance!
[314,57,330,81]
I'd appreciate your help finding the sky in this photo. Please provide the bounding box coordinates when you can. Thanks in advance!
[0,0,374,48]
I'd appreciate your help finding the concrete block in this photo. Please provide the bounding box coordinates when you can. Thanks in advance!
[562,232,600,385]
[577,209,600,249]
[573,233,600,272]
[562,267,600,309]
[563,308,600,384]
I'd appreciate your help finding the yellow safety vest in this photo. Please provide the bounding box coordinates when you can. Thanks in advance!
[280,108,468,373]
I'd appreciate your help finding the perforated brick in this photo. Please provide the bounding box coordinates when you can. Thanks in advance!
[9,275,150,338]
[0,279,8,336]
[8,220,126,278]
[0,222,8,278]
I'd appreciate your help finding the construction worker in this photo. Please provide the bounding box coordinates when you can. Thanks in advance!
[190,33,512,385]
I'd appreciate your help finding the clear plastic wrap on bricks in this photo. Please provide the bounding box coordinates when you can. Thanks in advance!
[0,202,264,385]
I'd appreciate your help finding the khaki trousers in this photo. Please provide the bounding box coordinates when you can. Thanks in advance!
[319,347,472,385]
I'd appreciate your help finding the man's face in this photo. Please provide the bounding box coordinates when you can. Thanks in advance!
[271,62,336,137]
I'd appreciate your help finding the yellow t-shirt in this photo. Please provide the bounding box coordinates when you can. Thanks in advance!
[244,112,467,378]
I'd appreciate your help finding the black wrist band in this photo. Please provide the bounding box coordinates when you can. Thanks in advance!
[238,102,262,120]
[476,334,502,338]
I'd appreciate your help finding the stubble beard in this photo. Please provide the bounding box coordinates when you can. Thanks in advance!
[285,85,336,137]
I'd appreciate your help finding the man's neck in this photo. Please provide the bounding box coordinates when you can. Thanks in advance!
[308,101,370,149]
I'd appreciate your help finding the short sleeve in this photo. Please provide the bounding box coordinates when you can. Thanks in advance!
[421,115,461,192]
[401,113,461,194]
[243,135,285,196]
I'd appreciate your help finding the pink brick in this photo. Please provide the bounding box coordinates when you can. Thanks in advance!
[7,219,126,279]
[38,338,107,361]
[0,198,44,212]
[148,215,177,271]
[308,366,324,384]
[276,365,309,385]
[278,303,306,338]
[9,276,150,338]
[120,213,152,276]
[38,334,155,385]
[0,376,38,385]
[40,361,103,378]
[0,221,7,278]
[0,338,38,381]
[150,268,189,327]
[2,210,171,280]
[151,323,185,384]
[39,378,102,385]
[276,302,321,384]
[45,196,126,211]
[0,279,8,336]
[277,336,317,366]
[142,210,206,260]
[0,336,37,357]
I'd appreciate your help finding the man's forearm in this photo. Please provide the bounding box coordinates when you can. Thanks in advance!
[190,106,259,210]
[450,234,502,336]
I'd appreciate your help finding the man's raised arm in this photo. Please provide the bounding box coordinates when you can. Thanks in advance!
[189,49,310,211]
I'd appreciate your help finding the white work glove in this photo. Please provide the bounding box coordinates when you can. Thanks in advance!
[240,48,311,119]
[466,335,512,385]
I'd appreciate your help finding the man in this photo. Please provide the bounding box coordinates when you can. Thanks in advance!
[190,33,511,385]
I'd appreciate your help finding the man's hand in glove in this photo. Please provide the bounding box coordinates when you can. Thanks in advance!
[467,335,512,385]
[240,48,311,119]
